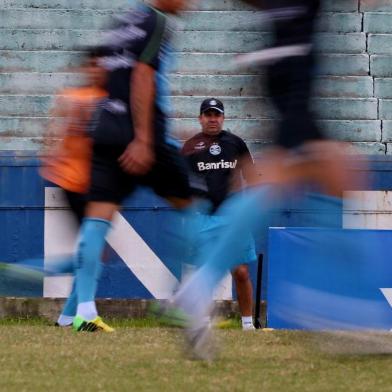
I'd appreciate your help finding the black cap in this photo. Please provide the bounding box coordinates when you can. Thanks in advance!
[200,98,224,115]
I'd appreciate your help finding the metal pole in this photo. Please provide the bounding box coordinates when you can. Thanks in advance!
[254,253,263,329]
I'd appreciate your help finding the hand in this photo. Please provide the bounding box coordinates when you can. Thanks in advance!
[118,138,155,175]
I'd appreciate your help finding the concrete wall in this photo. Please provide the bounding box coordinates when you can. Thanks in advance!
[1,0,392,153]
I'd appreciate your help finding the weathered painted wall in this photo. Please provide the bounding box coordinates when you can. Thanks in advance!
[0,0,392,153]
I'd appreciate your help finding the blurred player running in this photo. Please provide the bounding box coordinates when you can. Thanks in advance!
[40,49,108,327]
[70,0,199,333]
[41,49,107,222]
[166,0,361,360]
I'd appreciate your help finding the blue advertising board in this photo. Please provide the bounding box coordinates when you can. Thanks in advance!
[268,227,392,330]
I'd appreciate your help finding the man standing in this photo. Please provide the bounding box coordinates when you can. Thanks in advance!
[70,0,197,332]
[182,98,257,331]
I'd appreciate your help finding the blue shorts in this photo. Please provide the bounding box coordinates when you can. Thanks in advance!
[194,213,257,267]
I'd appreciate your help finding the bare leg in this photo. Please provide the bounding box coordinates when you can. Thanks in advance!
[245,141,364,198]
[233,264,255,330]
[232,264,253,318]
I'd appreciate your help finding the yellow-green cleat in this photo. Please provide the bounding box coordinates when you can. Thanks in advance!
[72,315,114,332]
[148,301,189,328]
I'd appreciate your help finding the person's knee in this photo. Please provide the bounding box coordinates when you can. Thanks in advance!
[232,265,250,283]
[85,201,118,221]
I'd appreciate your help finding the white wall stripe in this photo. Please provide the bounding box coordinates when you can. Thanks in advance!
[107,213,179,299]
[44,187,78,297]
[344,191,392,229]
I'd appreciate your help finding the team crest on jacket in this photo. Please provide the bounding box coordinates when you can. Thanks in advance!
[209,143,221,156]
[195,141,206,150]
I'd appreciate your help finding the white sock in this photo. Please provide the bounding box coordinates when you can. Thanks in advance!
[242,316,254,330]
[77,301,98,321]
[57,314,74,326]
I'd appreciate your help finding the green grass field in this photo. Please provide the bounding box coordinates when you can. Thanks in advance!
[1,318,392,392]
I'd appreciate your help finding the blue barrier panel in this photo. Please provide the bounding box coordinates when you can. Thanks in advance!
[268,228,392,330]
